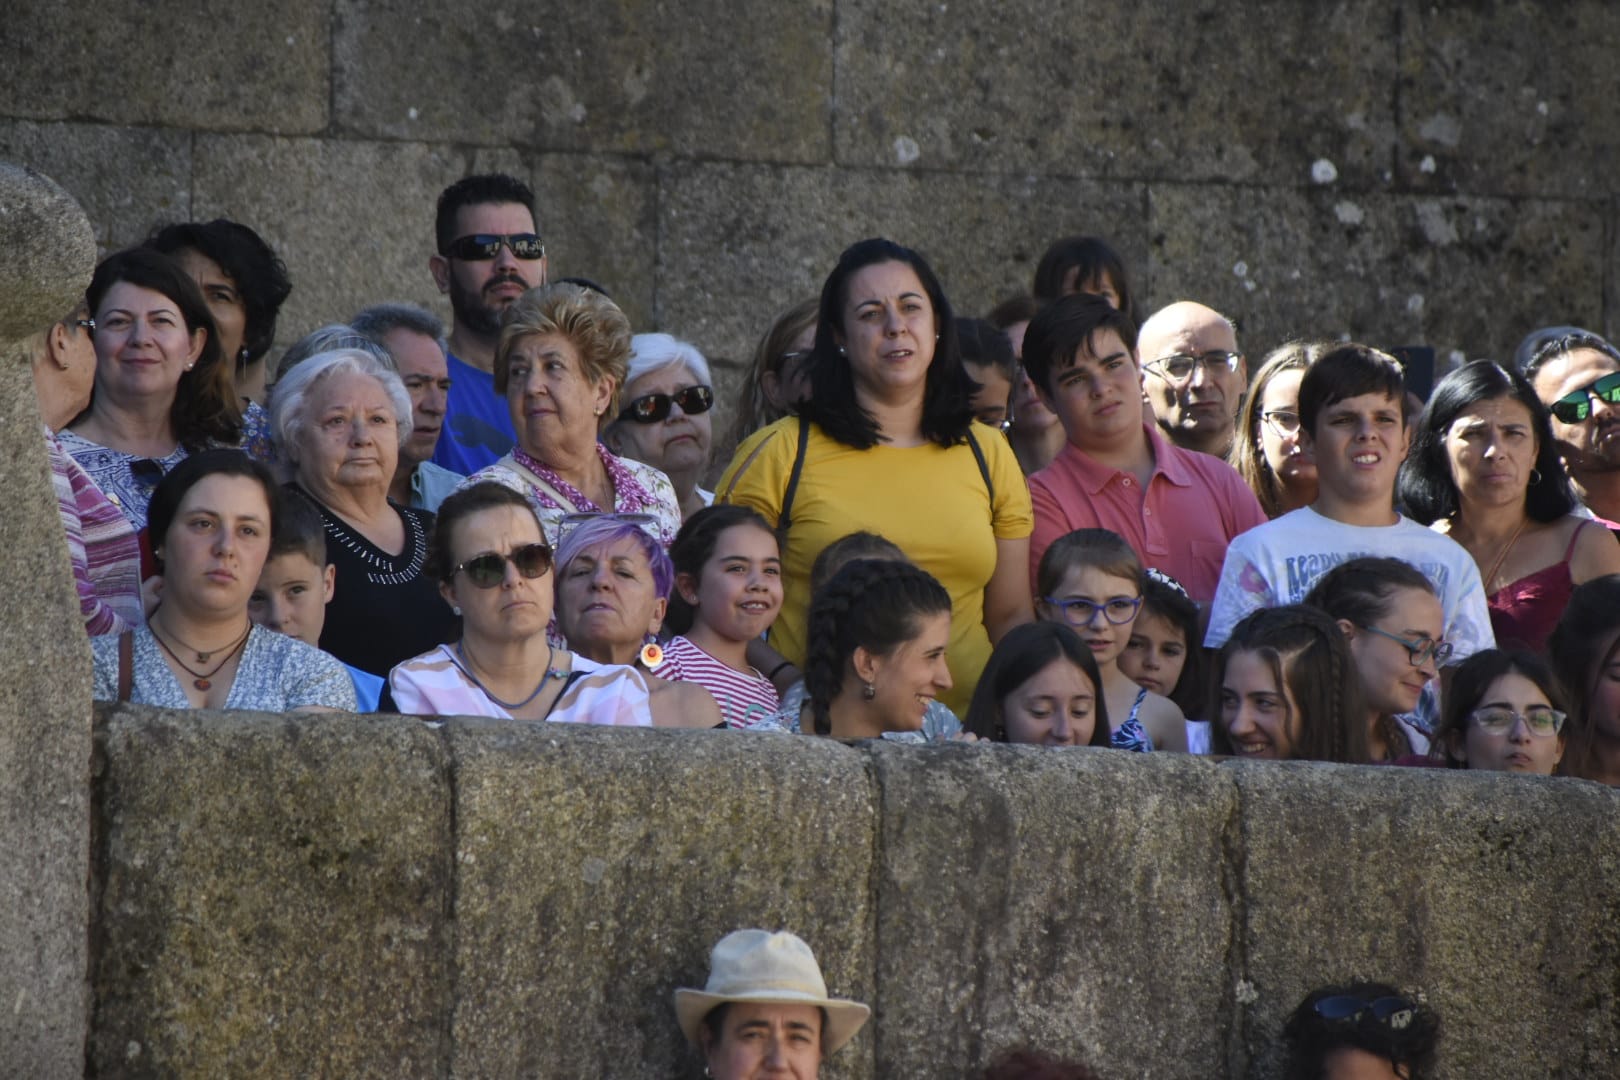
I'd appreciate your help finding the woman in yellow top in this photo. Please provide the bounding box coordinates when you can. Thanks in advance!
[719,238,1034,713]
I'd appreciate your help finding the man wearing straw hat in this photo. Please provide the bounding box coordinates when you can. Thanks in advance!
[674,929,870,1078]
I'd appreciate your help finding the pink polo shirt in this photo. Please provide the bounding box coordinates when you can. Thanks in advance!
[1029,423,1267,603]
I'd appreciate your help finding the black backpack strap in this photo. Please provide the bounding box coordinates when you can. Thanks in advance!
[966,429,995,507]
[776,415,812,550]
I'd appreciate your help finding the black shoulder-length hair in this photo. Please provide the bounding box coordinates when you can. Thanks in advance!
[1398,359,1576,525]
[798,238,976,450]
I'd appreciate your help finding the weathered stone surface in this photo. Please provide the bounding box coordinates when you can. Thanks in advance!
[333,0,833,162]
[531,151,658,334]
[1231,761,1620,1080]
[0,160,95,1078]
[0,121,192,253]
[90,707,454,1077]
[835,0,1397,188]
[1398,1,1620,197]
[0,0,328,133]
[870,745,1236,1080]
[660,160,1147,367]
[1147,183,1605,363]
[447,722,877,1080]
[193,135,496,347]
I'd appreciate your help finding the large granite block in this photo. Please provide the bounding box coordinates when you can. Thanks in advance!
[1148,183,1605,362]
[0,121,192,253]
[1231,761,1620,1080]
[192,135,505,346]
[660,161,1147,366]
[1397,1,1620,197]
[333,0,833,162]
[869,745,1237,1080]
[835,0,1397,188]
[0,0,327,133]
[447,723,877,1080]
[90,708,454,1077]
[531,151,658,334]
[0,162,96,1077]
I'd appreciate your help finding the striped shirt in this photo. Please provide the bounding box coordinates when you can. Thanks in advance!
[389,646,654,725]
[48,428,142,635]
[652,635,778,729]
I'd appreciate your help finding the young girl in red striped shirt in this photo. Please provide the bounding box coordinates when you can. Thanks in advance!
[654,505,784,727]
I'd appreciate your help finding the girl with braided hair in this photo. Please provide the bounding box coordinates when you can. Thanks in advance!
[802,558,954,738]
[1213,604,1369,763]
[1304,557,1445,762]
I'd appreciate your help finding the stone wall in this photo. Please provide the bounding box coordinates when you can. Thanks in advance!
[86,707,1620,1079]
[6,1,1620,434]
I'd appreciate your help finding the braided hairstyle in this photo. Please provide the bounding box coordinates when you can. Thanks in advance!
[1213,604,1369,764]
[803,559,952,736]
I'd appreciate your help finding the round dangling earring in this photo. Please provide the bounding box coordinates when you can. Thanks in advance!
[1530,467,1543,486]
[640,640,664,667]
[862,681,877,700]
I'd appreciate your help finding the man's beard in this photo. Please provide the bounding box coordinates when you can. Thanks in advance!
[449,271,528,337]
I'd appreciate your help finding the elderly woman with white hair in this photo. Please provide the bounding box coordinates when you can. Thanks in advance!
[604,332,717,520]
[269,347,457,676]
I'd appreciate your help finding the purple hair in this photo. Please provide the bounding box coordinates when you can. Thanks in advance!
[553,515,674,600]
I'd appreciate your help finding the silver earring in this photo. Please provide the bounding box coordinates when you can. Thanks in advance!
[452,605,461,616]
[862,681,876,700]
[837,345,846,356]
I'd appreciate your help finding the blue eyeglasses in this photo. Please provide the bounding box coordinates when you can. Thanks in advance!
[1042,595,1142,628]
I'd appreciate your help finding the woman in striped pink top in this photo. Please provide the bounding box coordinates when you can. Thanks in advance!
[654,505,784,728]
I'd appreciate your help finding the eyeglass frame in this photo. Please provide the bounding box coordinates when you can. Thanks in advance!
[1041,594,1143,628]
[451,541,555,588]
[1549,370,1620,424]
[1356,624,1454,667]
[1468,706,1566,737]
[440,232,546,261]
[75,317,96,333]
[554,511,662,545]
[616,384,715,424]
[1144,350,1244,384]
[1260,409,1301,436]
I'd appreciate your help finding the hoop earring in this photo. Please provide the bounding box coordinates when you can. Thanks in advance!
[862,681,876,700]
[1530,467,1543,485]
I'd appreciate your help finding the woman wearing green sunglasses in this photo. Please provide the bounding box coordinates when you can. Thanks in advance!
[1399,360,1620,654]
[389,481,719,727]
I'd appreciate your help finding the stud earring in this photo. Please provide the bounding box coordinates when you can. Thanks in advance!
[452,605,461,616]
[862,681,876,700]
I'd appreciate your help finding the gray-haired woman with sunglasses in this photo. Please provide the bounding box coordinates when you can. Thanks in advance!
[461,284,683,548]
[604,333,717,522]
[389,482,719,727]
[1398,359,1620,654]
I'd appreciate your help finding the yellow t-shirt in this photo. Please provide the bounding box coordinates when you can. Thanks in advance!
[717,417,1032,715]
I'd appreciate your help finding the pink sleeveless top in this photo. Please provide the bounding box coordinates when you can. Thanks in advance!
[1487,520,1590,653]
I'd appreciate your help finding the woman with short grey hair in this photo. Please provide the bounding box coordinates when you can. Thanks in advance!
[604,332,716,520]
[269,348,456,676]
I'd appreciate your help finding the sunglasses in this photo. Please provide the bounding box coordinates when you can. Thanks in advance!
[451,542,553,588]
[554,511,662,545]
[1358,624,1454,667]
[441,233,546,261]
[617,385,715,424]
[1550,371,1620,423]
[1312,994,1418,1031]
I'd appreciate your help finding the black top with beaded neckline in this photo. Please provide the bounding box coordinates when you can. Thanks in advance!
[286,483,458,677]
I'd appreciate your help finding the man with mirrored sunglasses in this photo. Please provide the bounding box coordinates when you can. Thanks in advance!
[1525,330,1620,526]
[427,173,549,475]
[1138,300,1247,460]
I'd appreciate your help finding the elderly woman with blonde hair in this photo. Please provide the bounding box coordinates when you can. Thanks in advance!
[270,347,458,676]
[464,283,682,546]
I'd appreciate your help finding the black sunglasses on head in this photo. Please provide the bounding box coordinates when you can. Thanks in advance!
[441,233,546,261]
[451,542,553,588]
[617,385,715,424]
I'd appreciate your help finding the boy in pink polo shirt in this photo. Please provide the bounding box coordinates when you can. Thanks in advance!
[1024,294,1266,604]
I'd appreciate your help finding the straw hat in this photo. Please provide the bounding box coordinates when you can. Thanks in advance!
[674,930,871,1053]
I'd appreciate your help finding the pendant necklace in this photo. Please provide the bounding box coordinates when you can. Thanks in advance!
[151,619,252,691]
[151,603,244,662]
[455,641,568,711]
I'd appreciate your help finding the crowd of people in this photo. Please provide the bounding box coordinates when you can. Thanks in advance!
[30,170,1611,1072]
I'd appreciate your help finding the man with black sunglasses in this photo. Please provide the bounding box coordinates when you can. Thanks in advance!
[427,173,549,475]
[1525,331,1620,526]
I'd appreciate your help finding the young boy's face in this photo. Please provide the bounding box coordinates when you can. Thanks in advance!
[249,552,335,647]
[1302,391,1410,506]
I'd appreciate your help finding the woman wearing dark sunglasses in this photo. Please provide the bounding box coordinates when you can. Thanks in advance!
[1399,360,1620,654]
[390,482,719,727]
[1284,982,1439,1080]
[603,333,717,521]
[464,283,683,550]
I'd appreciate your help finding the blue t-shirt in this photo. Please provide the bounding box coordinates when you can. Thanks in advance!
[345,663,385,713]
[432,351,516,475]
